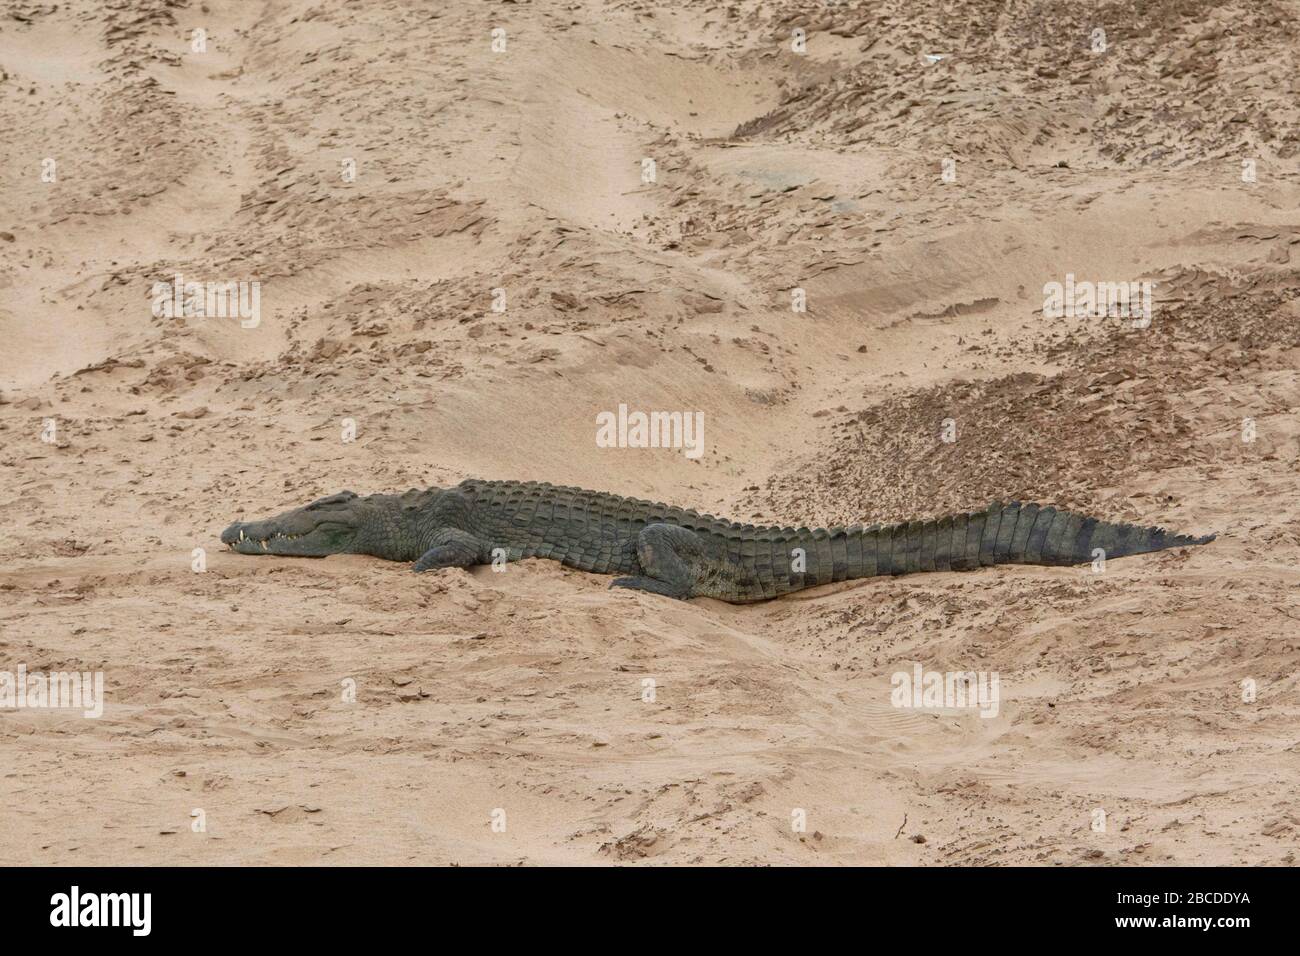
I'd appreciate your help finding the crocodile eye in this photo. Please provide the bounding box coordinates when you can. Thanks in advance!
[307,491,358,511]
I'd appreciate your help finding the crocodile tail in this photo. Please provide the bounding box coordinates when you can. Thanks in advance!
[849,502,1214,577]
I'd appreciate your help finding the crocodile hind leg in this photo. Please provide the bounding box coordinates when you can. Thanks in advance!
[610,523,706,600]
[413,528,484,572]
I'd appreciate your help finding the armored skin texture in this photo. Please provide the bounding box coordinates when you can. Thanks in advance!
[220,479,1216,604]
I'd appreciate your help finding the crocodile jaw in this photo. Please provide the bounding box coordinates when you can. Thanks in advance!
[221,492,364,557]
[220,520,338,556]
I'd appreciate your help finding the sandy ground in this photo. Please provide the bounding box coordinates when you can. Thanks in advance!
[1,0,1299,865]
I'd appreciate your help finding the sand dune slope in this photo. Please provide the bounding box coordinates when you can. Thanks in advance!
[1,0,1298,865]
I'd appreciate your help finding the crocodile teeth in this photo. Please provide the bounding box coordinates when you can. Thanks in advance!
[239,529,245,541]
[261,540,268,551]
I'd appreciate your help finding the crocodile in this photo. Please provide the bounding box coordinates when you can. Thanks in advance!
[220,478,1214,603]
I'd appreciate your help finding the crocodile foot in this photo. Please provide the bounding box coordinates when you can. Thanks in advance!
[609,576,691,600]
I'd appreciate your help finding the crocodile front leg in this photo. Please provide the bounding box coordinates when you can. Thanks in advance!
[413,527,485,572]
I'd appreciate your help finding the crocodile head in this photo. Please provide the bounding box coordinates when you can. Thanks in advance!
[221,491,370,558]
